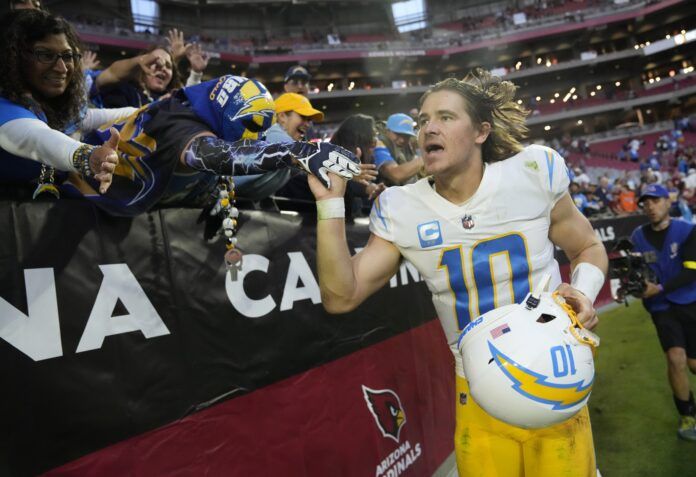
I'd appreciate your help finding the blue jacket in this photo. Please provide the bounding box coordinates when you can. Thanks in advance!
[632,219,696,312]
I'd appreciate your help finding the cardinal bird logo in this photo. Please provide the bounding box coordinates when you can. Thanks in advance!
[362,385,407,442]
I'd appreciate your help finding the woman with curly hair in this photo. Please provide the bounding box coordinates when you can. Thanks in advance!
[0,9,136,195]
[308,68,608,477]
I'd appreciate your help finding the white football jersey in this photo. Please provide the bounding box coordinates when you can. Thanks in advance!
[369,145,570,348]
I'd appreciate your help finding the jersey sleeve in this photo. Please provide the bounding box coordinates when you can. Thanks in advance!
[0,97,40,126]
[0,118,80,171]
[538,146,570,205]
[373,146,395,170]
[369,189,396,242]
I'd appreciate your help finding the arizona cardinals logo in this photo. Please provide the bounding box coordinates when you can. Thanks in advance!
[488,342,593,410]
[362,385,407,442]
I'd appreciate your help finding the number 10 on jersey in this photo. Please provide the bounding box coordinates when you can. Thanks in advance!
[438,232,533,330]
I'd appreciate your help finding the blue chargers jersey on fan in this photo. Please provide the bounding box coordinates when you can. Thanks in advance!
[80,76,276,216]
[0,96,69,185]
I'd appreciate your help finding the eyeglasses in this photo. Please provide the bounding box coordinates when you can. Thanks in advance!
[28,49,82,65]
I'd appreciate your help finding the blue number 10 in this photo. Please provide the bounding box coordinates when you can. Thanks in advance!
[438,233,532,330]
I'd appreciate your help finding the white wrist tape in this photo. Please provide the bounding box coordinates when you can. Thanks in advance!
[316,198,345,220]
[571,262,605,303]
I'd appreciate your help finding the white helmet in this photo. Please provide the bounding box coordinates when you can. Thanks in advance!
[457,278,599,429]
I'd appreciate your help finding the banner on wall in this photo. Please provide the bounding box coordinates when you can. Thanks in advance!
[0,200,452,477]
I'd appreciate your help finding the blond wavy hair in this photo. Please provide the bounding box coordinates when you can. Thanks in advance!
[419,68,529,163]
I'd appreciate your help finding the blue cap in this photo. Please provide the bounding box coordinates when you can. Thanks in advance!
[284,65,311,82]
[638,183,669,202]
[386,113,417,137]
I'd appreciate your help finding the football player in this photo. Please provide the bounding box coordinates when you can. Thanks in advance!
[308,69,608,476]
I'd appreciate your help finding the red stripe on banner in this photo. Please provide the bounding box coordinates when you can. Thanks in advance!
[44,320,455,477]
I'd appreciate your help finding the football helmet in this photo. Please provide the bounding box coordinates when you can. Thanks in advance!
[457,279,599,429]
[222,77,276,141]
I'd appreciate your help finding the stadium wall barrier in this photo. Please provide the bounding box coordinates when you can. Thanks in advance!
[0,199,451,477]
[0,199,646,476]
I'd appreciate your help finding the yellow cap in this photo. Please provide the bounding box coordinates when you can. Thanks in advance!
[274,93,324,122]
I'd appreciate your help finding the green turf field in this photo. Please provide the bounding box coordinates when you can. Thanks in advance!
[592,300,696,476]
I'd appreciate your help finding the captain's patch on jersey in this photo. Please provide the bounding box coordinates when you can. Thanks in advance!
[417,220,443,248]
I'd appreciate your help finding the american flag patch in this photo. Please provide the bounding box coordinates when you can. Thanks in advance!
[490,323,511,339]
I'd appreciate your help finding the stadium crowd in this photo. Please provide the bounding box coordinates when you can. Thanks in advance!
[559,122,696,221]
[1,4,695,230]
[57,0,648,56]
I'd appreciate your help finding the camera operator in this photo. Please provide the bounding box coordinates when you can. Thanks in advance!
[630,183,696,441]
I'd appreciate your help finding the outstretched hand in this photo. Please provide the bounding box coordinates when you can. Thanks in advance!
[556,283,598,330]
[186,43,209,73]
[81,50,100,71]
[166,28,189,61]
[355,162,378,186]
[89,127,120,194]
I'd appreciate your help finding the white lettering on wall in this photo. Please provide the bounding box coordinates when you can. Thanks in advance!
[0,268,62,361]
[280,252,321,311]
[1,264,167,361]
[76,264,170,353]
[225,254,276,318]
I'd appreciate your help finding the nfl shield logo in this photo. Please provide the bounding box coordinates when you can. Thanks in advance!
[461,215,475,230]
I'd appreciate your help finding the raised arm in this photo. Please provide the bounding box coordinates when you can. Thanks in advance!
[180,133,359,188]
[373,139,423,185]
[549,192,608,328]
[94,52,161,90]
[309,174,402,313]
[378,155,424,185]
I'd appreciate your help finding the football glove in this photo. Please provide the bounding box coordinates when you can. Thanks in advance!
[289,142,360,189]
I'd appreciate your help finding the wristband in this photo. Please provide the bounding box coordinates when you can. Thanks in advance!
[72,144,97,177]
[316,198,345,220]
[570,262,605,303]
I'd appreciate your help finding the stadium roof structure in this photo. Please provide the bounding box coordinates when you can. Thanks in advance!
[51,0,696,139]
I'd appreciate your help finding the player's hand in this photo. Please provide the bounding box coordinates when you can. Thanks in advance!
[308,173,346,201]
[81,50,100,71]
[556,283,598,330]
[642,281,662,298]
[290,142,360,189]
[89,127,120,194]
